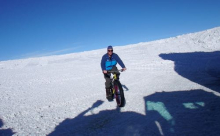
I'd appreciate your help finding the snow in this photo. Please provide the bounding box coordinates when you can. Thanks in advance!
[0,27,220,135]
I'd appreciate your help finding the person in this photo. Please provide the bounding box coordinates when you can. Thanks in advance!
[101,45,126,101]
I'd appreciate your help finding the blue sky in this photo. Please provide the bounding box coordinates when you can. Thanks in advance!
[0,0,220,61]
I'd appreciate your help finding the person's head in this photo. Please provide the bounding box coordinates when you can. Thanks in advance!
[107,45,113,56]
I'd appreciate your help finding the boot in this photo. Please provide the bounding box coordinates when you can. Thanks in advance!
[106,88,113,101]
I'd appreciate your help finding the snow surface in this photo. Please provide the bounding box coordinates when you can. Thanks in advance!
[0,27,220,136]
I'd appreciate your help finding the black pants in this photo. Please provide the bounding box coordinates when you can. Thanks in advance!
[104,66,120,89]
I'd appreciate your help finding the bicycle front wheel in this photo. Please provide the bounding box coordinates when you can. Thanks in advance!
[114,80,125,107]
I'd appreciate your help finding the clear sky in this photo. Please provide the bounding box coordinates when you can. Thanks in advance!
[1,0,220,61]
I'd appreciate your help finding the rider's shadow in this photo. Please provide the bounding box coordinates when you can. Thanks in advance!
[122,84,129,91]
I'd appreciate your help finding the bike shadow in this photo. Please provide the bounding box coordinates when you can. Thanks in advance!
[159,51,220,93]
[122,84,129,91]
[144,89,220,136]
[0,119,15,136]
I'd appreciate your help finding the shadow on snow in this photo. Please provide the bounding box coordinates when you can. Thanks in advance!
[144,89,220,136]
[0,119,15,136]
[48,89,220,136]
[122,84,129,91]
[159,51,220,93]
[48,100,159,136]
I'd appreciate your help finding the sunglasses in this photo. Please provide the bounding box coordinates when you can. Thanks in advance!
[108,50,113,52]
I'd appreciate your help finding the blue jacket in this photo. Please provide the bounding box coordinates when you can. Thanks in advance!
[101,53,125,71]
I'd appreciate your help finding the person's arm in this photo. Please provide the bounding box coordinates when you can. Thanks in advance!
[101,55,108,73]
[101,55,106,71]
[114,54,126,68]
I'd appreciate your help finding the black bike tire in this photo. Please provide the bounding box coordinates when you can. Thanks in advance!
[114,80,125,107]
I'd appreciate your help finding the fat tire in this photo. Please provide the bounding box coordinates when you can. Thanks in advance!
[114,80,125,107]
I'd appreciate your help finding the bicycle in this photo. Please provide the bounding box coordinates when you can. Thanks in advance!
[107,69,125,107]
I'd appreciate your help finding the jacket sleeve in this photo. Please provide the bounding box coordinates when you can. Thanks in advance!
[101,55,106,71]
[114,54,125,68]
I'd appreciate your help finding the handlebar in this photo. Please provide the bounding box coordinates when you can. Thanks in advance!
[107,69,124,73]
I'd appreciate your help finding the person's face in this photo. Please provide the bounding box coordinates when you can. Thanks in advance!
[108,49,113,56]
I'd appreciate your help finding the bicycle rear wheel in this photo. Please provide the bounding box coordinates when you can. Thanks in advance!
[114,80,125,107]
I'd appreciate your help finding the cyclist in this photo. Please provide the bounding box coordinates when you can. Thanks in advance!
[101,45,127,101]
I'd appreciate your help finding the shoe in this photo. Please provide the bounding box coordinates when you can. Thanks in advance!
[106,89,113,101]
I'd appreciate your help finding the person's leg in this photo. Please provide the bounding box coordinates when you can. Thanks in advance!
[104,73,112,89]
[104,73,113,100]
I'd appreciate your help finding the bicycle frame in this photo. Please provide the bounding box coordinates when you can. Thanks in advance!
[110,73,118,95]
[108,69,123,94]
